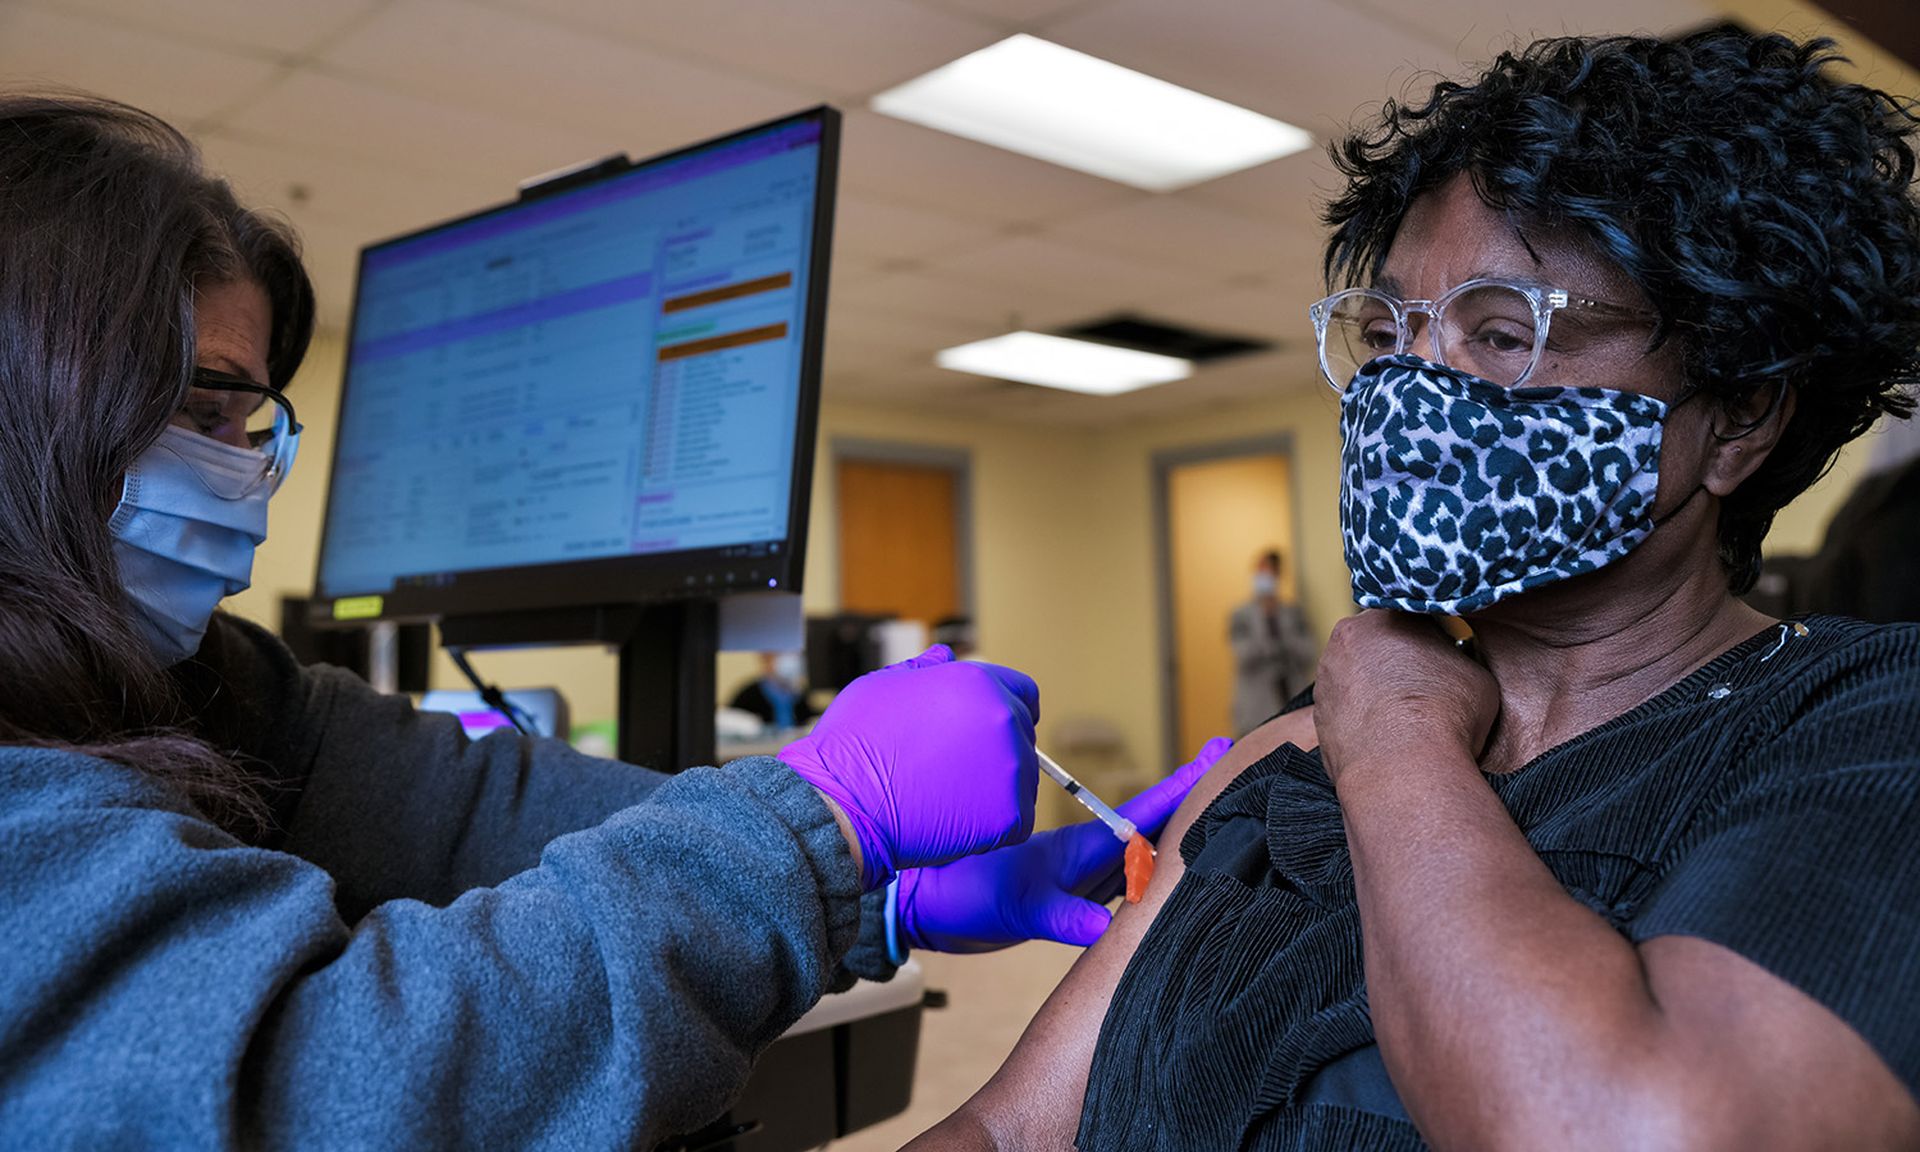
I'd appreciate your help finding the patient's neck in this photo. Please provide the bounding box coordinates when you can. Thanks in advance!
[1463,553,1773,775]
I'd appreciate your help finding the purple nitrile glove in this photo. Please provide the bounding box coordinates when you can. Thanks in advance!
[895,737,1234,953]
[779,645,1041,891]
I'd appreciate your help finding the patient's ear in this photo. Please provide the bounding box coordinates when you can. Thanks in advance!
[1703,382,1795,498]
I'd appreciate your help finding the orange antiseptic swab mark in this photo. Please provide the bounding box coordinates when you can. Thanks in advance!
[1124,833,1155,904]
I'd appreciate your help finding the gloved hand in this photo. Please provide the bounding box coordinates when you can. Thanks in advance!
[895,737,1233,953]
[780,646,1040,891]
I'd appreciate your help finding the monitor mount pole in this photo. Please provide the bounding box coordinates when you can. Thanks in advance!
[437,602,717,772]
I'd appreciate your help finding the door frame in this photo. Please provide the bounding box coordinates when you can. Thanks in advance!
[831,437,976,620]
[1151,433,1299,769]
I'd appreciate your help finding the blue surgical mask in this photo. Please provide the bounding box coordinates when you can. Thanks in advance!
[109,426,273,664]
[1340,354,1673,615]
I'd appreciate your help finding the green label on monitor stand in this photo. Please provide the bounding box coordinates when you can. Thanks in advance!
[332,595,384,621]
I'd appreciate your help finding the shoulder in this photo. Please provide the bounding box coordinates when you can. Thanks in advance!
[189,610,306,681]
[170,610,319,730]
[0,743,196,820]
[1656,617,1920,846]
[1160,707,1319,861]
[1743,616,1920,754]
[1789,615,1920,676]
[0,744,245,911]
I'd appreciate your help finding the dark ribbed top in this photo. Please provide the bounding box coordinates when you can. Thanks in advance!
[1078,616,1920,1151]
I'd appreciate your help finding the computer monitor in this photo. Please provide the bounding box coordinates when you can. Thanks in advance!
[805,613,891,692]
[277,596,431,692]
[311,107,839,624]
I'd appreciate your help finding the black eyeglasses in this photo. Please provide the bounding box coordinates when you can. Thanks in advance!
[182,368,303,494]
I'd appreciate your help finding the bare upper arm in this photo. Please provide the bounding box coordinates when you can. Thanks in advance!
[1635,934,1920,1150]
[905,709,1318,1151]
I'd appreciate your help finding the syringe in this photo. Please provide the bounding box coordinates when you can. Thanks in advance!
[1037,749,1158,903]
[1036,749,1136,845]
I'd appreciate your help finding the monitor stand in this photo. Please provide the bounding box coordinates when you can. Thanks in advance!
[438,601,717,772]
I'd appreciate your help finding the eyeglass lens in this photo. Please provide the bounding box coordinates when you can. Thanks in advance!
[179,384,285,450]
[1320,282,1543,389]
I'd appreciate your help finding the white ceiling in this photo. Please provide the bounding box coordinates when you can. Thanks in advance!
[1,0,1719,426]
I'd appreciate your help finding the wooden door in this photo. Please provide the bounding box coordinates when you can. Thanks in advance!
[838,457,962,628]
[1167,452,1297,756]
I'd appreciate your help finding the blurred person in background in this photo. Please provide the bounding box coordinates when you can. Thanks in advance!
[729,650,818,731]
[1229,548,1316,734]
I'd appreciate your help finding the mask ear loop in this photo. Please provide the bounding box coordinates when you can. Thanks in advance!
[1712,380,1788,442]
[1650,381,1788,527]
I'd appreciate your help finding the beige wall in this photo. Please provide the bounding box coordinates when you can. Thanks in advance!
[231,331,1877,779]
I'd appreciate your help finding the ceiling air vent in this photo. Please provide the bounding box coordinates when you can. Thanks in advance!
[1056,313,1273,364]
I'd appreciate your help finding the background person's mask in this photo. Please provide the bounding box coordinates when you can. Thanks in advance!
[773,651,807,687]
[110,425,272,664]
[1339,354,1673,615]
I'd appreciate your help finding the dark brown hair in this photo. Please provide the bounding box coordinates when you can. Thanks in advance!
[0,92,314,830]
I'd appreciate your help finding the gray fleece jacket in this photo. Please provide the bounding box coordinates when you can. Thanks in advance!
[0,612,891,1150]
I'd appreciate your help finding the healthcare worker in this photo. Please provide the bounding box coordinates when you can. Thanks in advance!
[728,650,817,730]
[1228,549,1316,735]
[0,95,1223,1150]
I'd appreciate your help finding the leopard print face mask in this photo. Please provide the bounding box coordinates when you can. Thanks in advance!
[1339,354,1674,616]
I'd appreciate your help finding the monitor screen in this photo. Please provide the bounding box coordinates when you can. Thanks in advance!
[312,108,838,623]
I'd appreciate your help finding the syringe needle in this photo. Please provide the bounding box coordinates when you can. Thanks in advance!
[1035,750,1136,845]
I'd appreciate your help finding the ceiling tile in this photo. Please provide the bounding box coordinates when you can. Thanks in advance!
[1043,193,1321,280]
[823,339,914,377]
[827,304,992,355]
[0,3,282,123]
[1359,0,1716,63]
[221,69,611,186]
[832,267,1089,333]
[320,0,811,153]
[484,0,1001,100]
[197,131,491,239]
[834,195,1000,263]
[1174,148,1344,240]
[914,0,1099,27]
[1138,278,1323,348]
[832,360,1015,410]
[931,235,1218,309]
[839,108,1140,226]
[25,0,384,58]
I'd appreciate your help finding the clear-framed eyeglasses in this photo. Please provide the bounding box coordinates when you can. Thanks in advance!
[178,368,303,495]
[1307,278,1658,392]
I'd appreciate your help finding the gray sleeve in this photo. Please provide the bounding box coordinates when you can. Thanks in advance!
[182,613,671,916]
[183,613,902,979]
[0,748,863,1150]
[281,664,679,920]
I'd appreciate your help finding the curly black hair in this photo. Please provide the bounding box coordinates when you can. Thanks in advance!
[1323,27,1920,592]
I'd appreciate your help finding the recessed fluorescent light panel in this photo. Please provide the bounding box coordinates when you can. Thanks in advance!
[937,331,1192,395]
[872,34,1312,191]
